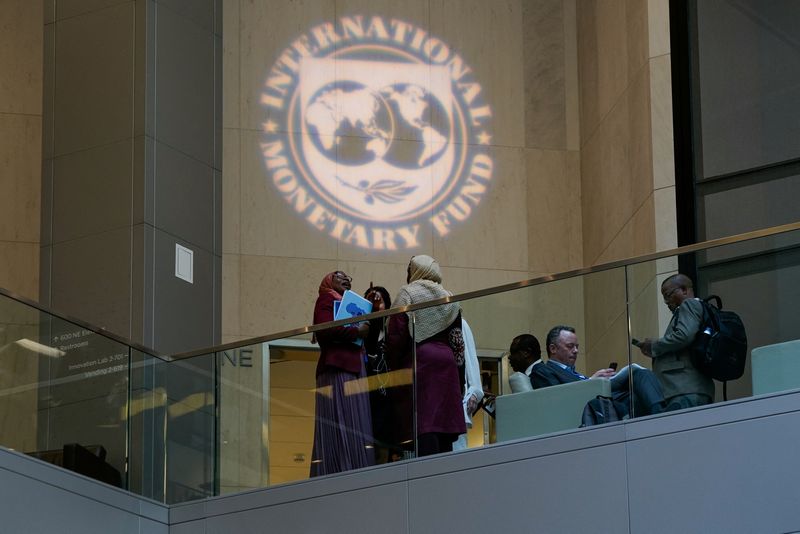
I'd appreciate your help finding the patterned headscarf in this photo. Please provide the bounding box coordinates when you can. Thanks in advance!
[395,256,460,342]
[407,255,443,284]
[313,272,346,345]
[318,272,344,300]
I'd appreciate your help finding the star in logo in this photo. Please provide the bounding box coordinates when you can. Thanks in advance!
[263,120,278,133]
[476,131,492,145]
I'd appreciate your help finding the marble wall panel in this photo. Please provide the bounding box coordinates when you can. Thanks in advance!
[625,0,649,82]
[523,0,567,150]
[238,0,336,132]
[53,2,135,156]
[440,265,528,297]
[459,285,532,352]
[526,148,582,274]
[43,22,55,160]
[154,3,216,168]
[44,0,55,24]
[648,0,670,58]
[583,308,629,374]
[578,0,650,145]
[335,137,436,264]
[563,0,580,151]
[222,0,240,130]
[221,0,675,345]
[239,255,338,337]
[650,54,674,191]
[577,0,627,145]
[430,0,525,148]
[57,0,131,21]
[152,141,216,252]
[0,243,40,301]
[151,230,217,354]
[219,343,267,490]
[0,0,43,115]
[594,192,656,265]
[432,145,528,271]
[239,130,339,260]
[156,0,216,33]
[222,129,241,254]
[582,267,627,355]
[51,140,132,244]
[0,115,41,244]
[0,337,40,452]
[221,253,240,339]
[336,0,429,23]
[525,275,586,357]
[626,271,661,367]
[50,227,132,336]
[654,185,677,250]
[581,63,653,265]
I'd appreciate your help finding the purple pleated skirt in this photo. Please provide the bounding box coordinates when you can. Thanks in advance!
[310,365,375,477]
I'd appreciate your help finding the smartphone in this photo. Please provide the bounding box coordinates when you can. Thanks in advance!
[608,361,618,371]
[631,338,641,347]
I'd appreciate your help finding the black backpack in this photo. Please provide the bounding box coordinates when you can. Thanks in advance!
[691,295,748,388]
[580,396,623,427]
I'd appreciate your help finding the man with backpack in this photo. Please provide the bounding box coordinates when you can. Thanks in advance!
[637,274,715,411]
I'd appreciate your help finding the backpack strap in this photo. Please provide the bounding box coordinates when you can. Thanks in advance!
[704,294,723,309]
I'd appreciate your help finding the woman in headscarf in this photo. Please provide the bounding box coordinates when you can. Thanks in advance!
[309,271,374,476]
[363,284,397,463]
[387,256,467,457]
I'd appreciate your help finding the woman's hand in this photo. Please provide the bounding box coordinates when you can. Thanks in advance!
[357,322,370,339]
[367,290,385,311]
[466,394,478,415]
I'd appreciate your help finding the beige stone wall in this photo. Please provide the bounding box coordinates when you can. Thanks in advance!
[217,0,678,481]
[0,0,43,452]
[0,0,42,300]
[578,0,676,373]
[222,0,586,348]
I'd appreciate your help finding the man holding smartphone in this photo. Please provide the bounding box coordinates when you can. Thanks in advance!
[635,274,714,411]
[531,325,666,417]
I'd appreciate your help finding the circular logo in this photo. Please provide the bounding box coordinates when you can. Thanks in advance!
[260,16,494,250]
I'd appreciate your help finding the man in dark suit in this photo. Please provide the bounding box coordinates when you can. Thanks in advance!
[532,325,666,417]
[637,274,714,411]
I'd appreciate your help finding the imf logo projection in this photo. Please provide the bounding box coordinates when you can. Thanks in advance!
[260,16,493,250]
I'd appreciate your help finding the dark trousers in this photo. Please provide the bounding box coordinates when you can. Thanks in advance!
[611,368,666,417]
[417,432,456,457]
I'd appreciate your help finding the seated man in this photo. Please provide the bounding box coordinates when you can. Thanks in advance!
[532,325,665,417]
[507,334,543,393]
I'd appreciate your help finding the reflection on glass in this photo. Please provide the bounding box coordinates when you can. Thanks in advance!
[308,270,376,476]
[627,266,714,412]
[0,294,129,490]
[489,269,635,441]
[164,355,216,503]
[388,256,465,458]
[129,350,167,501]
[217,342,268,493]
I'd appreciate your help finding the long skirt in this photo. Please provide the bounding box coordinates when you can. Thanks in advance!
[310,365,375,477]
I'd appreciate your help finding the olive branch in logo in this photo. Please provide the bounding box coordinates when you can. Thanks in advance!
[338,177,417,205]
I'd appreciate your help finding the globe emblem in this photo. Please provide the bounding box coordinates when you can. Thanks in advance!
[304,81,449,169]
[381,83,449,170]
[305,81,394,166]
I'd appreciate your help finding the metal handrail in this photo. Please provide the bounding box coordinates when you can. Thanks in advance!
[167,220,800,360]
[2,220,798,362]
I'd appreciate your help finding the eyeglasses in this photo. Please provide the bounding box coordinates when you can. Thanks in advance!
[662,287,679,302]
[334,273,352,282]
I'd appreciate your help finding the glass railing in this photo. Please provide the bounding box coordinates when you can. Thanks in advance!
[0,290,134,490]
[1,221,799,503]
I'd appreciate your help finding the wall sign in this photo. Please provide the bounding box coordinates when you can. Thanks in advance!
[260,16,493,250]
